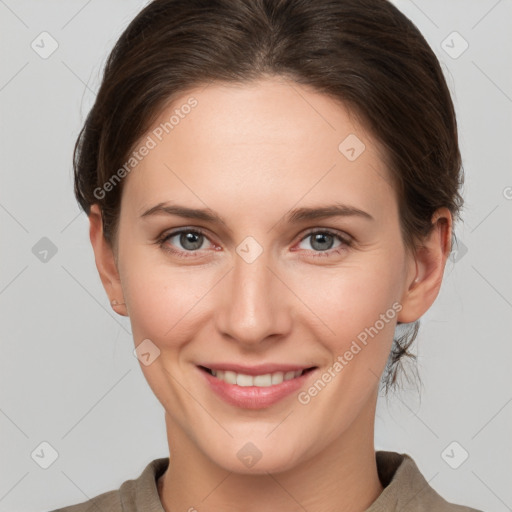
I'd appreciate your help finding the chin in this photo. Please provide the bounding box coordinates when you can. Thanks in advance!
[206,441,304,475]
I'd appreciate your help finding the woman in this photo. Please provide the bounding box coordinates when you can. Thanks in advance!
[51,0,483,510]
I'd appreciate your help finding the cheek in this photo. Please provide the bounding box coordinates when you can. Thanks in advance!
[120,251,218,344]
[293,251,404,355]
[121,229,405,352]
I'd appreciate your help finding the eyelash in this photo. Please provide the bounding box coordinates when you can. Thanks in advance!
[155,227,353,260]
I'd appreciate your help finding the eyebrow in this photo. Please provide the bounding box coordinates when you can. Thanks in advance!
[139,202,374,224]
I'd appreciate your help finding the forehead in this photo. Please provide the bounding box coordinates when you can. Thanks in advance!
[121,77,397,221]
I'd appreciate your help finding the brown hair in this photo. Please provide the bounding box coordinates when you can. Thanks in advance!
[73,0,464,395]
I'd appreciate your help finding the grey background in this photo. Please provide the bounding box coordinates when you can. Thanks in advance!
[0,1,511,510]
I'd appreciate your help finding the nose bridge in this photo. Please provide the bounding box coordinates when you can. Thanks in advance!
[217,243,289,344]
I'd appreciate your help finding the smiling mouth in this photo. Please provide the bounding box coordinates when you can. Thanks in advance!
[198,365,317,387]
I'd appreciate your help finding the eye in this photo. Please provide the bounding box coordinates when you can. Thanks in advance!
[157,228,214,258]
[295,229,352,258]
[156,227,353,260]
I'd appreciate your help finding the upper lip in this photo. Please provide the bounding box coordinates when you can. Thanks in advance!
[198,363,316,375]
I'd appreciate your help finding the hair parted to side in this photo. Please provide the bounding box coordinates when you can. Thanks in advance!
[73,0,464,396]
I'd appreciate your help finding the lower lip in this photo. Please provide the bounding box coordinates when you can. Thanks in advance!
[198,367,316,409]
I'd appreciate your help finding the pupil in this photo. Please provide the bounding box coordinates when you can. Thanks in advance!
[181,232,202,250]
[312,233,333,251]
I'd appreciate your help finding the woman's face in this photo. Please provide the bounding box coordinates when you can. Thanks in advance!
[96,76,428,473]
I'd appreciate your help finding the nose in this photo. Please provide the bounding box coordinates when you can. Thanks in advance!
[215,248,292,348]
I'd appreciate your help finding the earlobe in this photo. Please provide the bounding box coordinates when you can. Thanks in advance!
[89,205,127,316]
[397,208,452,324]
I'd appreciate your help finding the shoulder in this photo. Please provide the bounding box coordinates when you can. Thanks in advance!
[47,457,169,512]
[47,488,121,512]
[370,451,484,512]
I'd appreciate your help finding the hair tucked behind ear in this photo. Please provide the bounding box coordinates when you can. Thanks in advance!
[381,321,422,397]
[72,0,464,396]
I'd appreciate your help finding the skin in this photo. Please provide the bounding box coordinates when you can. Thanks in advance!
[89,76,452,512]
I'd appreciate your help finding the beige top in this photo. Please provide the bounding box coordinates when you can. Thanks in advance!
[49,451,483,512]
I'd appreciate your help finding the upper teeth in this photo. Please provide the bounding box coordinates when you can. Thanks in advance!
[211,369,304,387]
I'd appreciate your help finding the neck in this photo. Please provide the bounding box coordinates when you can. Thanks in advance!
[158,392,384,512]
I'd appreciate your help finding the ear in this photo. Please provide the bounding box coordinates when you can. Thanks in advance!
[89,204,127,316]
[397,207,452,323]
